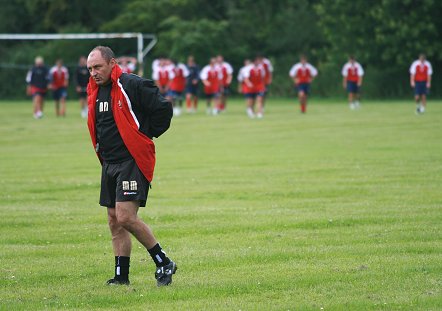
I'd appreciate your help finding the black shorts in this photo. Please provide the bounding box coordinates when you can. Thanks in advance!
[100,158,150,208]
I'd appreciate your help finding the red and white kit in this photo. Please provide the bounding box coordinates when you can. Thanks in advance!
[200,65,222,95]
[409,60,433,82]
[341,62,364,82]
[289,63,318,84]
[50,65,69,89]
[169,63,189,93]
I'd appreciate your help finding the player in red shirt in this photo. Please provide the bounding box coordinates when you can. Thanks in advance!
[153,59,174,97]
[216,55,233,112]
[237,59,251,94]
[168,61,189,116]
[50,59,69,117]
[342,55,364,110]
[257,55,273,107]
[117,56,137,74]
[242,57,266,119]
[200,58,222,115]
[409,54,433,114]
[289,55,318,113]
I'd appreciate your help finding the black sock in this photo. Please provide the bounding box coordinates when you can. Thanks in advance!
[114,256,130,281]
[148,243,171,267]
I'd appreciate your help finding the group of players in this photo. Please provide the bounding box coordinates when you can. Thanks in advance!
[26,56,89,119]
[151,54,274,119]
[149,53,433,118]
[26,52,433,119]
[25,55,139,119]
[286,53,433,115]
[150,55,234,116]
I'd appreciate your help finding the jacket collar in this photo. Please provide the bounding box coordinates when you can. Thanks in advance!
[89,63,123,91]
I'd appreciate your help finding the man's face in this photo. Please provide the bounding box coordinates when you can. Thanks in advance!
[87,50,115,85]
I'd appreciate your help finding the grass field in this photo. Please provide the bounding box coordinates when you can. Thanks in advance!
[0,98,441,310]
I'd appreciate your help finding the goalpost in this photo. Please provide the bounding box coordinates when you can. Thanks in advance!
[0,33,157,77]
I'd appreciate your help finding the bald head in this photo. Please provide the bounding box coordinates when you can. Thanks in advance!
[87,46,116,86]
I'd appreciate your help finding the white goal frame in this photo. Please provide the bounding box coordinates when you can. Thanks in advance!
[0,33,157,77]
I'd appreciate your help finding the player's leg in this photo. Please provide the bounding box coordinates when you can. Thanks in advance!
[186,92,192,112]
[53,89,60,116]
[298,91,306,113]
[219,86,225,111]
[213,94,221,115]
[193,93,198,111]
[100,162,132,285]
[107,207,132,285]
[206,94,212,115]
[355,89,361,109]
[177,92,183,112]
[420,94,427,113]
[115,201,157,249]
[256,94,264,119]
[80,96,88,118]
[246,95,255,118]
[220,86,228,112]
[116,200,176,286]
[60,93,67,117]
[33,94,42,118]
[414,81,423,114]
[108,207,132,255]
[302,93,308,113]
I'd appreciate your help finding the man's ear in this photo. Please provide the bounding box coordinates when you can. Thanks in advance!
[110,58,117,68]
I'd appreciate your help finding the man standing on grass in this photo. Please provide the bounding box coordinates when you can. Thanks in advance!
[185,55,200,113]
[86,46,176,286]
[50,59,69,117]
[242,56,266,119]
[75,56,90,118]
[200,57,222,115]
[410,54,432,114]
[289,55,318,114]
[26,56,50,119]
[216,55,233,113]
[342,55,364,110]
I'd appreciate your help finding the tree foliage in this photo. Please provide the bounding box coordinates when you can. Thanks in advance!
[0,0,441,98]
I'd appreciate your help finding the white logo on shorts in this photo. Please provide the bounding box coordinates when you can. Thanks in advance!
[122,181,137,191]
[122,181,130,190]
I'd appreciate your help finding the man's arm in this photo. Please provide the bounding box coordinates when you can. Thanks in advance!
[244,77,253,88]
[410,74,415,87]
[137,79,173,138]
[226,74,233,85]
[267,72,273,85]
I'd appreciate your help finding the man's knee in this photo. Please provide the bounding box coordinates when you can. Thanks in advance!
[107,208,121,231]
[115,203,138,229]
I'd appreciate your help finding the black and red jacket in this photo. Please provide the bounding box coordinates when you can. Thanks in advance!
[87,65,172,182]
